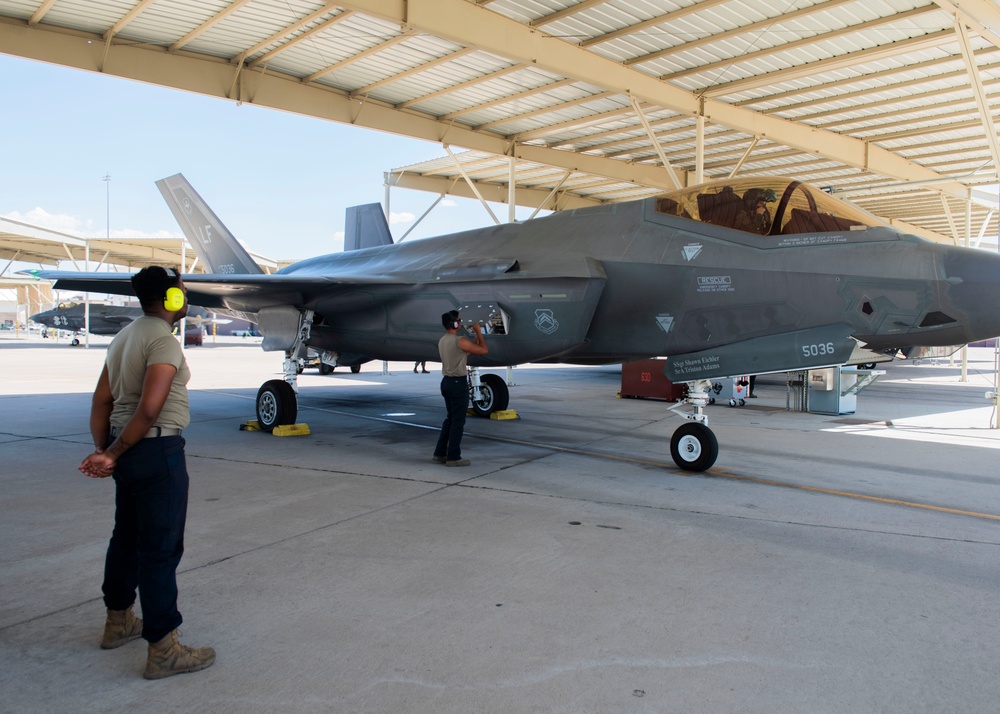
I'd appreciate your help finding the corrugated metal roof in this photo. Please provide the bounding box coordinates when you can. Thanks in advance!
[1,0,999,244]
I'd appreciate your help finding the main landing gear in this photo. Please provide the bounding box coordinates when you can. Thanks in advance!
[667,380,720,472]
[254,310,313,432]
[468,367,510,417]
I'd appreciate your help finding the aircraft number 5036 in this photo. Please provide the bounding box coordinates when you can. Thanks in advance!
[802,342,836,358]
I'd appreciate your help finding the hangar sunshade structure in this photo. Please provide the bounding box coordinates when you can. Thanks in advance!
[2,0,1000,244]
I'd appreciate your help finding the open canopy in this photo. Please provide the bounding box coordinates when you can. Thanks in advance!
[655,179,887,238]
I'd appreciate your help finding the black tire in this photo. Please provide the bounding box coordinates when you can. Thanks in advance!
[256,379,297,432]
[319,363,333,375]
[471,373,510,417]
[71,338,80,346]
[350,365,361,374]
[669,422,719,472]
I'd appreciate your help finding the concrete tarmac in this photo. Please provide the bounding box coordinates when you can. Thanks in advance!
[2,332,999,713]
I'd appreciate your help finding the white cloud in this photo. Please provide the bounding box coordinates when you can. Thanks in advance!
[389,211,415,225]
[108,228,183,240]
[2,208,181,240]
[441,199,457,207]
[3,208,91,236]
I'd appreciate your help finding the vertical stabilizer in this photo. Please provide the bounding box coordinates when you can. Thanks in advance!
[156,174,264,275]
[344,204,394,251]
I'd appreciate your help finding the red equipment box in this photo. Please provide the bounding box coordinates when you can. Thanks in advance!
[620,359,688,401]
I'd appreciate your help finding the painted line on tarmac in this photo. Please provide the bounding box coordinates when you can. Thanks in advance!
[293,401,1000,523]
[708,471,1000,522]
[469,432,1000,523]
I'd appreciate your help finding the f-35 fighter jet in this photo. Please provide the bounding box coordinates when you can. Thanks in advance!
[29,174,1000,471]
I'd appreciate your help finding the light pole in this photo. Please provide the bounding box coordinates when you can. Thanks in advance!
[103,173,110,241]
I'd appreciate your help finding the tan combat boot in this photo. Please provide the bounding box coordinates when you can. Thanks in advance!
[143,630,216,680]
[100,605,143,649]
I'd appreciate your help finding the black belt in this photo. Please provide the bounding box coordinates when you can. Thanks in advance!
[110,426,182,439]
[442,375,466,380]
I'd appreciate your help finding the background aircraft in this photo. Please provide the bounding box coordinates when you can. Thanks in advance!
[29,174,1000,471]
[30,302,229,345]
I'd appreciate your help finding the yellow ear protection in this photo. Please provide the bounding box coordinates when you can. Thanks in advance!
[164,287,185,311]
[162,268,185,311]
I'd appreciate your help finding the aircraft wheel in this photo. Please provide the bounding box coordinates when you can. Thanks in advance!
[350,365,361,374]
[471,373,509,417]
[670,422,719,472]
[256,379,297,433]
[319,363,334,375]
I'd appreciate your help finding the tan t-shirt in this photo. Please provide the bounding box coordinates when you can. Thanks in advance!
[106,316,191,430]
[438,333,468,378]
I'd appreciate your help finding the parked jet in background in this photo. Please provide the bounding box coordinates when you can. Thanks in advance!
[28,174,1000,471]
[30,302,229,345]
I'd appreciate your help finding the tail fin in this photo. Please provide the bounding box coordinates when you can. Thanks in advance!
[156,173,264,275]
[344,204,394,251]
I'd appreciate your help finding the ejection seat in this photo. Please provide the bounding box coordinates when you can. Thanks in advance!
[696,187,743,229]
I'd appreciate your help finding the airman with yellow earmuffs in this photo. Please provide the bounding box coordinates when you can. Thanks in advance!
[79,265,215,680]
[160,267,188,315]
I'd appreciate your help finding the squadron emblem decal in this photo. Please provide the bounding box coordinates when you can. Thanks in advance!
[534,309,559,335]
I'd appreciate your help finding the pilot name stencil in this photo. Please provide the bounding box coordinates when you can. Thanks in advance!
[672,354,722,375]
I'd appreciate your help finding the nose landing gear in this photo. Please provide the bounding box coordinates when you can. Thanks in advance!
[667,380,719,472]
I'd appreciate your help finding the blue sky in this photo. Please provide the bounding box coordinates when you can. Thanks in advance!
[0,53,537,264]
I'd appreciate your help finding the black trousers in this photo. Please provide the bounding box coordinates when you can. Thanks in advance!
[102,435,188,643]
[435,376,469,461]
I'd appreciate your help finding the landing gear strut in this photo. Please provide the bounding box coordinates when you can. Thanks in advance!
[469,367,510,417]
[254,310,313,432]
[667,380,720,472]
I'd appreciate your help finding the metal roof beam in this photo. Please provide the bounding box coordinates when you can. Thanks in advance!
[304,28,417,84]
[386,170,599,210]
[579,0,732,49]
[699,31,956,98]
[440,78,577,121]
[352,47,477,96]
[352,0,970,197]
[247,9,355,70]
[955,21,1000,179]
[170,0,254,52]
[0,2,969,198]
[625,0,858,68]
[666,6,938,82]
[395,63,532,110]
[931,0,1000,50]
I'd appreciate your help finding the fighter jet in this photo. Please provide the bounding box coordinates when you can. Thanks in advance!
[30,301,229,345]
[27,174,1000,471]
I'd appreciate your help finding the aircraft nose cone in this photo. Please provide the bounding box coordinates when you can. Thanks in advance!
[944,247,1000,343]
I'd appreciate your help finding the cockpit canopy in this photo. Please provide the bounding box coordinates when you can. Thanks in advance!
[654,178,886,237]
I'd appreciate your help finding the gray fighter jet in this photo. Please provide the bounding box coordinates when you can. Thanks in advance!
[28,174,1000,471]
[30,301,228,345]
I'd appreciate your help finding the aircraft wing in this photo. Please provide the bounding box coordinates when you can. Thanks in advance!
[20,271,399,313]
[100,313,140,326]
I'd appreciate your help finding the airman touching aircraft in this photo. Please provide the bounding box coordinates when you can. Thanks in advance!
[27,174,1000,471]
